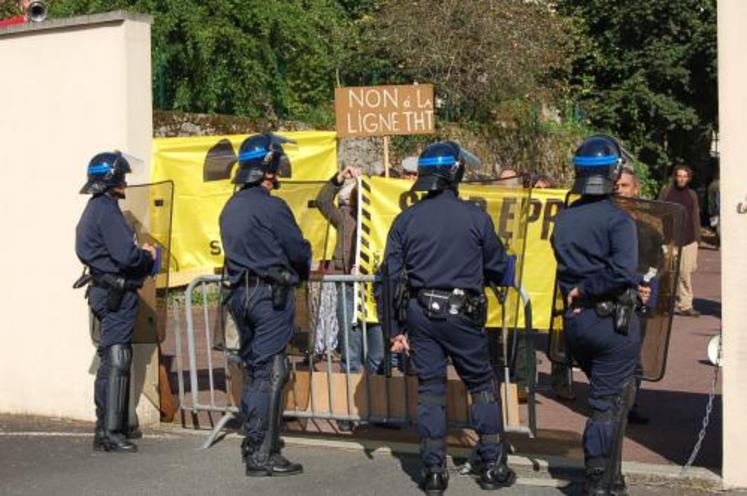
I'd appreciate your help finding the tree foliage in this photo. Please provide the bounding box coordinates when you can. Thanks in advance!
[556,0,717,183]
[352,0,571,122]
[51,0,353,123]
[24,0,716,185]
[0,0,23,18]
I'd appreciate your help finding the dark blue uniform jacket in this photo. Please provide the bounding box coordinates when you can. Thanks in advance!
[76,193,153,279]
[381,189,509,335]
[219,186,311,286]
[552,196,642,301]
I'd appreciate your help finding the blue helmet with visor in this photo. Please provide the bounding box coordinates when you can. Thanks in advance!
[412,141,481,192]
[571,135,632,195]
[234,133,295,188]
[80,151,132,195]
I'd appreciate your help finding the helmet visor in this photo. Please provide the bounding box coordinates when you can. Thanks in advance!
[458,147,481,169]
[118,152,144,175]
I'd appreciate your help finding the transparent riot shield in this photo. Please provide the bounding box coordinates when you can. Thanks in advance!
[546,196,685,383]
[91,181,174,344]
[614,196,685,381]
[547,282,568,365]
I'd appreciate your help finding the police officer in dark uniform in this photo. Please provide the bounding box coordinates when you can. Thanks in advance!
[219,134,311,477]
[551,136,651,495]
[379,142,515,495]
[75,151,156,453]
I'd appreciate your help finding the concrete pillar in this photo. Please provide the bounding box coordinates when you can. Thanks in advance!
[718,0,747,489]
[0,11,157,424]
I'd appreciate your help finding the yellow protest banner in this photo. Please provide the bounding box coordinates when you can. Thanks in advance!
[357,177,568,330]
[151,131,338,285]
[150,132,568,327]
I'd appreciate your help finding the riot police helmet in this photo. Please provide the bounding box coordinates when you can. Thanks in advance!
[233,133,294,187]
[412,141,480,192]
[571,135,631,195]
[79,151,132,195]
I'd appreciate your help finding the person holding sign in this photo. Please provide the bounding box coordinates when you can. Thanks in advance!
[316,165,385,432]
[378,142,516,495]
[220,134,311,477]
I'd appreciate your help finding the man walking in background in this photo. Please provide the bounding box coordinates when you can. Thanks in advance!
[659,165,701,317]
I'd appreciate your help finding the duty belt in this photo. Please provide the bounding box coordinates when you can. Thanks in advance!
[73,270,141,312]
[572,297,616,316]
[572,289,639,336]
[231,273,270,289]
[416,287,487,324]
[417,288,470,316]
[92,273,141,291]
[72,271,140,291]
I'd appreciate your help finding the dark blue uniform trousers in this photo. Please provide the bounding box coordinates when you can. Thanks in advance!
[89,287,139,423]
[564,309,640,464]
[228,284,294,444]
[406,299,503,467]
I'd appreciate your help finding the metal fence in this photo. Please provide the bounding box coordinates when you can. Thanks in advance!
[173,274,536,449]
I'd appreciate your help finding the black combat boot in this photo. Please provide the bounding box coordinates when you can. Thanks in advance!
[241,437,251,463]
[245,438,302,477]
[244,429,302,476]
[95,344,137,453]
[477,436,516,490]
[94,431,138,452]
[479,461,516,490]
[92,405,106,451]
[121,384,143,439]
[244,436,271,477]
[421,465,449,496]
[583,467,610,496]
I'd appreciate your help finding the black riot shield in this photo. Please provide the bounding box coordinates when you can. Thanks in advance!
[547,196,685,383]
[91,181,174,344]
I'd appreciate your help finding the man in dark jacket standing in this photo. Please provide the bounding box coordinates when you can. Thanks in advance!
[659,165,701,317]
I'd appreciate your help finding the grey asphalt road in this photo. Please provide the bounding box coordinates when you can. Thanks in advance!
[0,419,735,496]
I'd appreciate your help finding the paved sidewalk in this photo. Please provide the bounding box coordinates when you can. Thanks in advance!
[161,247,722,469]
[529,246,723,467]
[0,416,736,496]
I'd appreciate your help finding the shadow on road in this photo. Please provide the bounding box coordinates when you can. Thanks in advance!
[693,298,721,318]
[535,371,722,470]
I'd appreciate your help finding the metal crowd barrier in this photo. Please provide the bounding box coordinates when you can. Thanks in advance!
[174,274,536,449]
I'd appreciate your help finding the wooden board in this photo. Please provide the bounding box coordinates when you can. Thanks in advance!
[279,371,520,427]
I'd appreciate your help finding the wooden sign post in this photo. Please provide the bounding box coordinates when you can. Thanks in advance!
[335,84,436,175]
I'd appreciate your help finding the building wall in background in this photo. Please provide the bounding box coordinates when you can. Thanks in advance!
[0,12,156,423]
[718,0,747,489]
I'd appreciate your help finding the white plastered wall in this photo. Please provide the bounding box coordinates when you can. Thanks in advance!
[718,0,747,489]
[0,12,157,424]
